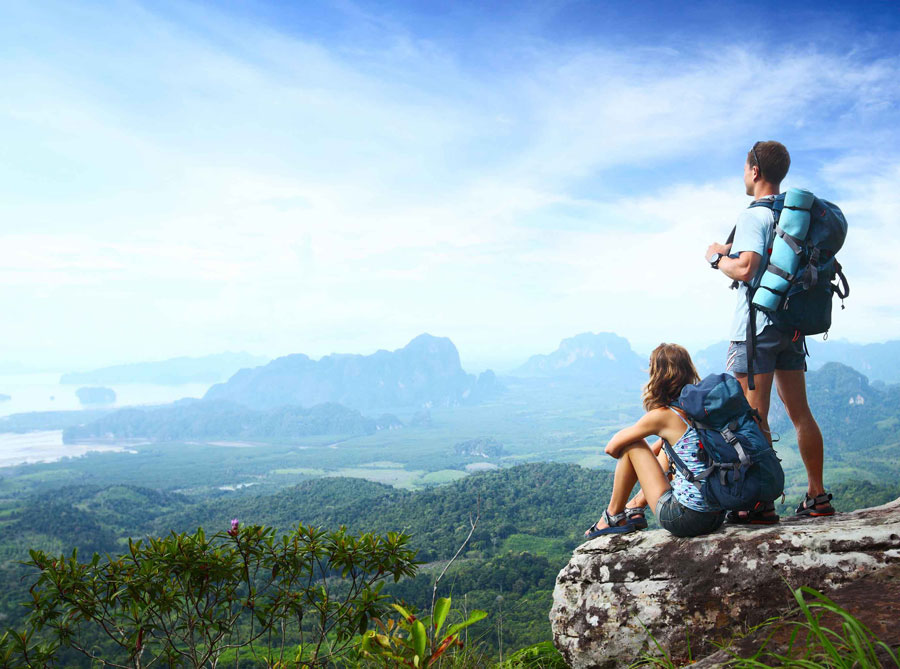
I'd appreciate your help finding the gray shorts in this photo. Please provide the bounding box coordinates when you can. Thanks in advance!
[726,324,807,375]
[656,490,726,538]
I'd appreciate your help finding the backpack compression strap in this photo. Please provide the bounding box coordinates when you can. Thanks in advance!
[660,413,749,491]
[742,197,783,391]
[660,438,709,492]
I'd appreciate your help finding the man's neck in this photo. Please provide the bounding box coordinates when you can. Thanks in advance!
[752,181,780,200]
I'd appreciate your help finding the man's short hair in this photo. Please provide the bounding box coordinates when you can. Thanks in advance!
[748,141,790,184]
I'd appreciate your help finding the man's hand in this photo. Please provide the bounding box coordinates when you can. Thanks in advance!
[706,242,731,263]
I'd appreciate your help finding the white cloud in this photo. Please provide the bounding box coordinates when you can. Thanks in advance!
[0,2,899,367]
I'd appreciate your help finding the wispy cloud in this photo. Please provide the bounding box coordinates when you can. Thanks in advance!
[0,1,898,367]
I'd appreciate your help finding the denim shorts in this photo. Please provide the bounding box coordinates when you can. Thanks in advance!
[656,490,726,538]
[726,324,807,375]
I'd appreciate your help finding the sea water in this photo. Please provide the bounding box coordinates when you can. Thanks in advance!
[0,430,134,468]
[0,373,211,417]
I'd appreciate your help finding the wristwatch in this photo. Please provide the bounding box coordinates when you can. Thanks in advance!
[709,253,723,269]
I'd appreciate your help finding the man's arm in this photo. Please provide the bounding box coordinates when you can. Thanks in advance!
[718,251,761,283]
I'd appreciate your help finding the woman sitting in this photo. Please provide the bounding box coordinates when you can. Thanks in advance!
[584,343,726,539]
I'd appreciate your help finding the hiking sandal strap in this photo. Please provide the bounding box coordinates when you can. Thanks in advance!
[604,509,628,527]
[624,506,647,519]
[799,492,833,511]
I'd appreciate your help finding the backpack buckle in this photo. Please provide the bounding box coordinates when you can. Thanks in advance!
[720,426,739,445]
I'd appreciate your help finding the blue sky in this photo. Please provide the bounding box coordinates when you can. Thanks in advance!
[1,0,899,372]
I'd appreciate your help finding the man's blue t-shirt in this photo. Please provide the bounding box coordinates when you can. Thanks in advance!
[728,198,776,342]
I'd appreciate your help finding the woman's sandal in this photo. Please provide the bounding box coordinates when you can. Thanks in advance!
[624,506,649,530]
[795,492,835,517]
[584,509,636,539]
[726,501,780,525]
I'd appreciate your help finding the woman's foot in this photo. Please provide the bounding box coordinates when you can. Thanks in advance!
[584,509,635,539]
[726,501,780,525]
[624,505,649,530]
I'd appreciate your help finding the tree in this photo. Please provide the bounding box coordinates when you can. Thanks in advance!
[1,522,417,667]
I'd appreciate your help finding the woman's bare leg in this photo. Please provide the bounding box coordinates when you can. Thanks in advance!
[588,439,671,533]
[625,446,669,511]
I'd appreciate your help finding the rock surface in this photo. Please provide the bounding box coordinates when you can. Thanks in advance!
[550,498,900,668]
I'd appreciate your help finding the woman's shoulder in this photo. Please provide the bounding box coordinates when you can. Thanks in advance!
[641,406,678,429]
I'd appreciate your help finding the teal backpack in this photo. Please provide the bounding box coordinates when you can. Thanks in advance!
[665,374,784,510]
[727,189,850,388]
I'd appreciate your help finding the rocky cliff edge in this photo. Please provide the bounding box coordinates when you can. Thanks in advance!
[550,498,900,667]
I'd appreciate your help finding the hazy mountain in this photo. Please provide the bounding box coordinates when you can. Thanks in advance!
[0,408,114,433]
[806,339,900,383]
[691,341,731,377]
[204,334,499,412]
[76,386,116,405]
[692,338,900,383]
[512,332,645,387]
[770,362,900,455]
[63,400,394,443]
[60,352,269,386]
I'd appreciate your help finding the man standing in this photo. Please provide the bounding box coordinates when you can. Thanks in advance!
[705,141,834,523]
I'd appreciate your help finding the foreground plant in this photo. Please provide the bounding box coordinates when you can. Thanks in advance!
[0,522,417,668]
[358,597,487,667]
[732,585,899,668]
[631,584,899,668]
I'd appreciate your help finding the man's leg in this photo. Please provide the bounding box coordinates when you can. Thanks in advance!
[729,371,779,521]
[775,369,826,501]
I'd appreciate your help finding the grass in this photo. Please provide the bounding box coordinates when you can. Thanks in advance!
[875,416,899,430]
[271,467,328,476]
[631,585,900,668]
[501,534,569,560]
[495,640,568,668]
[731,586,899,668]
[329,467,426,489]
[421,469,469,485]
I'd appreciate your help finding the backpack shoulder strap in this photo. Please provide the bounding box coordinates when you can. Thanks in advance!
[743,194,784,389]
[668,406,690,427]
[660,438,704,491]
[749,195,784,223]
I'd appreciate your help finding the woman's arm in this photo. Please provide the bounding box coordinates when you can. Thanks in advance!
[605,410,666,458]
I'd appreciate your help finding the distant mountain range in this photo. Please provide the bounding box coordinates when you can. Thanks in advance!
[60,352,269,386]
[692,339,900,383]
[770,362,900,456]
[511,332,646,388]
[63,400,397,444]
[204,334,500,412]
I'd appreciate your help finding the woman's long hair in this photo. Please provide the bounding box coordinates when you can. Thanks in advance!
[642,343,700,411]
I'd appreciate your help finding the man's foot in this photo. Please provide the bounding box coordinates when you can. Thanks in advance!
[624,505,649,530]
[726,501,780,525]
[584,509,635,539]
[795,492,835,517]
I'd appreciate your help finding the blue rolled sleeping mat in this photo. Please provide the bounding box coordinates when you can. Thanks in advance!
[753,188,815,312]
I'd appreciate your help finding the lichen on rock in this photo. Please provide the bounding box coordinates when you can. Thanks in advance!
[550,498,900,668]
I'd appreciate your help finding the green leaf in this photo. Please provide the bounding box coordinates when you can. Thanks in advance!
[445,609,487,638]
[412,619,426,661]
[391,603,414,623]
[433,597,450,636]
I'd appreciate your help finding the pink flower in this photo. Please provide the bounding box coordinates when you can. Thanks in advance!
[228,518,239,537]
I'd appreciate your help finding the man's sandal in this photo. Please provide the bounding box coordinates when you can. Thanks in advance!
[795,492,835,517]
[726,501,780,525]
[584,509,636,539]
[624,506,649,530]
